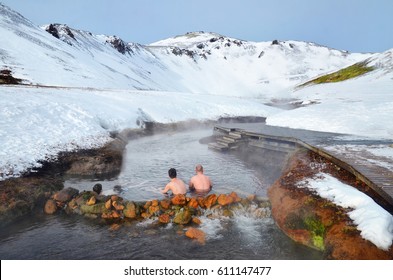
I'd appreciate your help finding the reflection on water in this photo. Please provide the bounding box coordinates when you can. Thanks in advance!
[0,129,324,260]
[66,129,266,200]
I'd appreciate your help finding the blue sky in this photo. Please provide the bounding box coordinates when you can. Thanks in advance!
[1,0,392,53]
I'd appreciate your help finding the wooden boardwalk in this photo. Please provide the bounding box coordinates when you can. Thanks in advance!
[210,123,393,212]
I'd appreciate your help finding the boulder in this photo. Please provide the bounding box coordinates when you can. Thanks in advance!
[148,205,160,215]
[86,196,96,206]
[44,199,57,215]
[105,199,112,210]
[123,202,137,219]
[173,208,192,225]
[185,228,206,245]
[192,217,202,225]
[112,200,124,211]
[187,198,199,209]
[158,213,171,224]
[160,199,171,210]
[171,194,186,206]
[80,203,107,215]
[217,194,234,206]
[203,194,217,209]
[53,187,79,203]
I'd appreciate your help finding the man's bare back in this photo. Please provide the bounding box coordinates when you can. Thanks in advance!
[189,164,212,192]
[162,168,187,195]
[162,178,187,195]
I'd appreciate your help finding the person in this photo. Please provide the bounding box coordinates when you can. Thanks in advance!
[189,164,212,193]
[161,168,187,195]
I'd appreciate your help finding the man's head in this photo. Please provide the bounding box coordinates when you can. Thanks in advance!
[195,164,203,173]
[168,168,177,179]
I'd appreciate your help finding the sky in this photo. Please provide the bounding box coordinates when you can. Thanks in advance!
[1,0,393,53]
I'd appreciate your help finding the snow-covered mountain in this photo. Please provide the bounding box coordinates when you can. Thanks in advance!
[1,3,370,100]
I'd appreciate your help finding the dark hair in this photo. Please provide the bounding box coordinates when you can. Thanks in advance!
[168,168,177,179]
[93,183,102,194]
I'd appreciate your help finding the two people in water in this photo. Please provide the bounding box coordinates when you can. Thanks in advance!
[161,164,212,195]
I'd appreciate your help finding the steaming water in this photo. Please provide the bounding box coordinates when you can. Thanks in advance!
[0,129,323,259]
[66,129,267,200]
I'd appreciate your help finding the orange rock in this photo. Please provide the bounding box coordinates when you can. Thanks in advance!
[158,213,171,224]
[112,200,124,211]
[44,199,57,215]
[229,192,241,202]
[192,217,202,225]
[197,197,205,208]
[247,194,256,201]
[143,201,152,210]
[105,199,112,210]
[86,196,96,206]
[109,224,121,231]
[148,205,160,215]
[141,212,151,219]
[185,228,206,245]
[151,200,159,207]
[111,195,119,202]
[160,199,171,210]
[171,194,186,206]
[187,198,199,209]
[203,194,218,208]
[217,194,234,206]
[111,210,121,219]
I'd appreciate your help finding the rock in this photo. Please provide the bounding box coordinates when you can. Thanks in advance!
[44,199,57,214]
[171,194,186,206]
[173,208,192,225]
[86,196,96,206]
[187,198,199,209]
[109,224,121,231]
[160,199,171,210]
[111,195,119,202]
[222,209,233,217]
[197,197,205,208]
[141,212,151,219]
[203,194,217,209]
[151,200,159,207]
[185,228,206,245]
[229,192,241,203]
[143,201,152,210]
[105,199,112,210]
[247,194,256,201]
[158,213,171,224]
[217,194,234,206]
[148,205,160,215]
[123,202,137,219]
[80,203,107,215]
[192,217,202,225]
[53,187,79,203]
[112,200,124,211]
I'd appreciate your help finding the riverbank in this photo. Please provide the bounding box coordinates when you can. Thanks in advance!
[268,148,393,259]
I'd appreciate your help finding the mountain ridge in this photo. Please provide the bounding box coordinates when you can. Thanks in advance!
[0,3,379,99]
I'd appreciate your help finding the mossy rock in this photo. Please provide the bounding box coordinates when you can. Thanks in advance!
[173,207,192,225]
[80,202,107,215]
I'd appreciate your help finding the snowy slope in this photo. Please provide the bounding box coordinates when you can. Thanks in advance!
[266,49,393,139]
[1,4,370,98]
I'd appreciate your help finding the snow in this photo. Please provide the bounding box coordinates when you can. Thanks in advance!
[1,3,393,253]
[266,50,393,139]
[298,173,393,251]
[0,86,280,179]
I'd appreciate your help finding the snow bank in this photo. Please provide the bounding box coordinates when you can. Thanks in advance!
[0,86,280,180]
[298,172,393,250]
